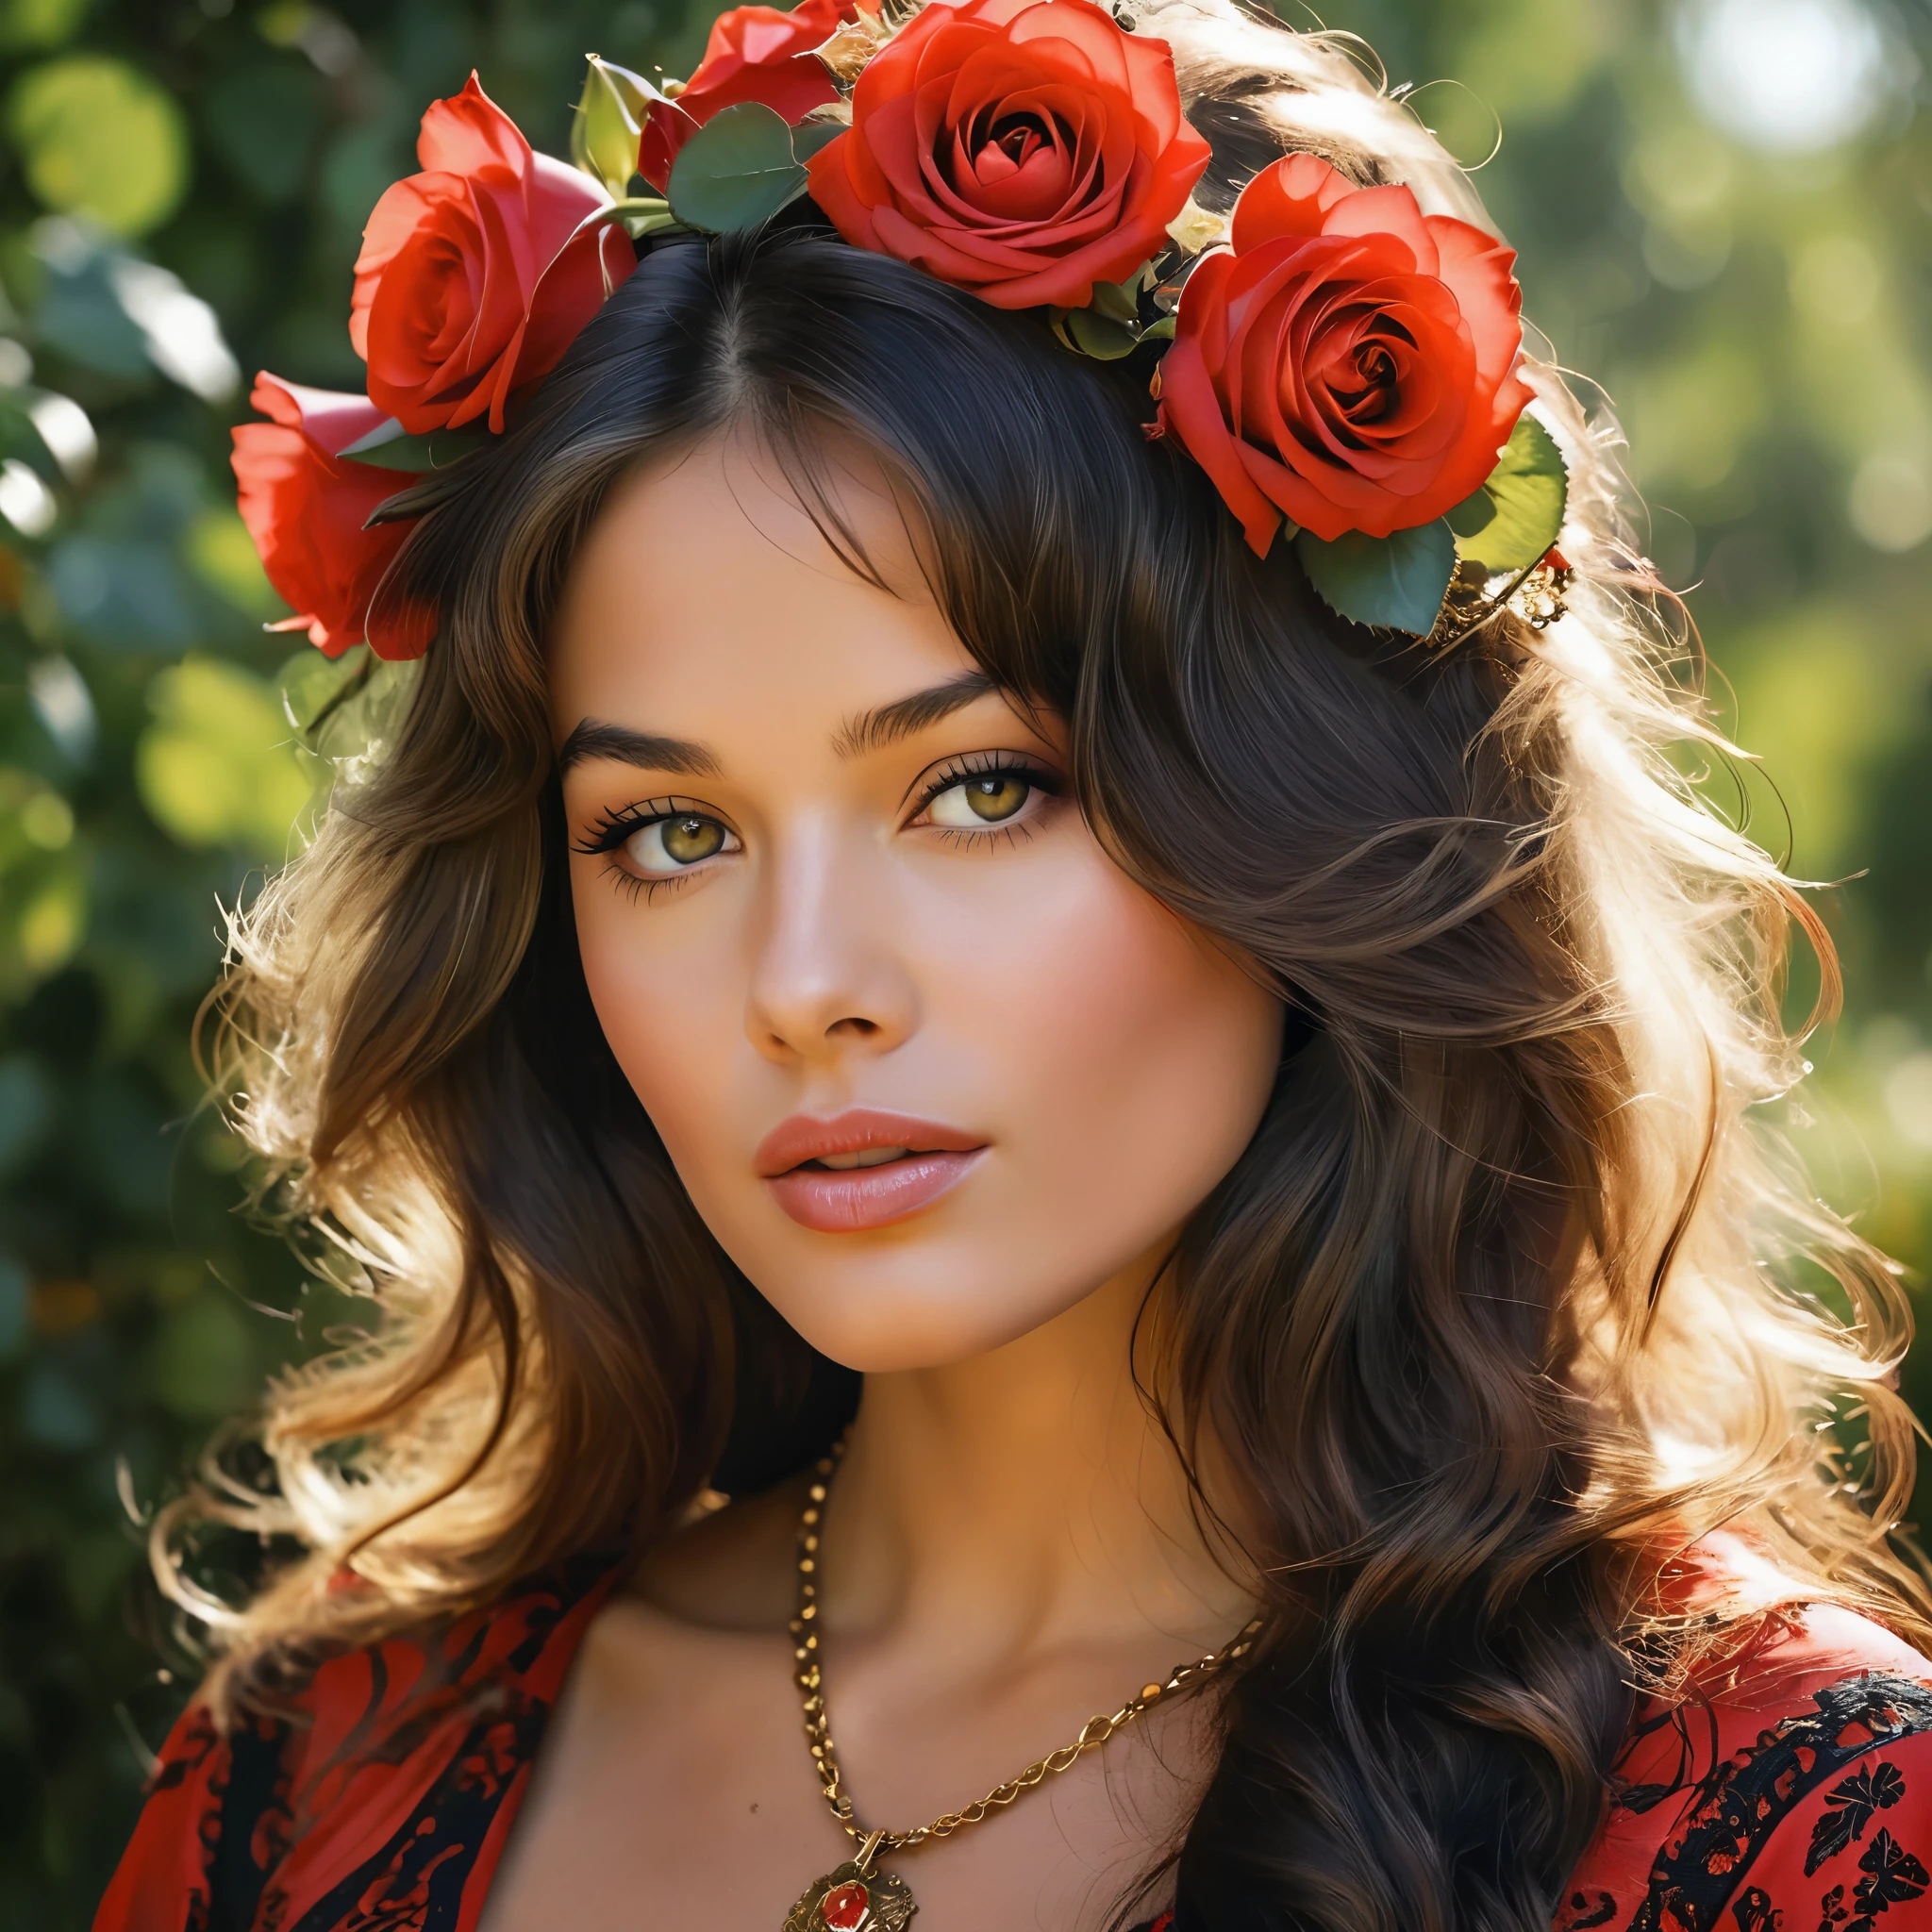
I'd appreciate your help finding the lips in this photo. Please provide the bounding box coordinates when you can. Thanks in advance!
[757,1108,987,1233]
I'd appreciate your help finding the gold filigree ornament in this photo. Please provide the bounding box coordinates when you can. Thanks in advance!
[1513,556,1573,631]
[784,1840,918,1932]
[780,1438,1265,1929]
[1423,552,1574,651]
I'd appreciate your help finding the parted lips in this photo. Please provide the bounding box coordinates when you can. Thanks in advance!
[1155,152,1531,554]
[806,0,1209,311]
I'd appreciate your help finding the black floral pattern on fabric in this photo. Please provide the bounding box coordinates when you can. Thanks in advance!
[259,1694,553,1932]
[92,1571,1932,1932]
[1810,1764,1911,1875]
[149,1555,622,1932]
[1623,1674,1932,1932]
[1851,1827,1928,1922]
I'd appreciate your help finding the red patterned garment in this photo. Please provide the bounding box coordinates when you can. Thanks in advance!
[94,1538,1932,1932]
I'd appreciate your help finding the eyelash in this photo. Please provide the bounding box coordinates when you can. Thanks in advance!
[906,752,1063,837]
[573,755,1064,901]
[573,798,687,857]
[572,797,719,903]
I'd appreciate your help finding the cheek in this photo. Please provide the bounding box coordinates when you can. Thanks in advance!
[567,832,1283,1369]
[958,852,1282,1225]
[569,862,744,1138]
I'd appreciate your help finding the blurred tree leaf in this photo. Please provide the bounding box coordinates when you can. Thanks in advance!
[0,1253,26,1356]
[0,1054,54,1174]
[5,58,190,238]
[50,538,198,650]
[147,1293,250,1421]
[136,657,311,858]
[0,0,92,52]
[202,62,325,208]
[184,508,279,619]
[28,220,152,379]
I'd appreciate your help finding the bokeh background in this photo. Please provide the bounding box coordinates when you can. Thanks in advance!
[1,0,1929,1918]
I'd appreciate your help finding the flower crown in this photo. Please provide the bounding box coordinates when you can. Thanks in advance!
[232,0,1571,664]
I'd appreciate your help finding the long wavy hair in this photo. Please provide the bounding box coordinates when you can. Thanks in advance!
[170,3,1932,1926]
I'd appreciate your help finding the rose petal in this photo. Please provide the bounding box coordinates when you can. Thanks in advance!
[1167,157,1531,541]
[249,373,391,458]
[352,76,621,437]
[415,73,531,177]
[1318,183,1440,275]
[1228,151,1357,252]
[232,405,434,659]
[809,0,1206,308]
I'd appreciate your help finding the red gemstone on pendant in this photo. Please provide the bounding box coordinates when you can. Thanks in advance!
[821,1879,872,1930]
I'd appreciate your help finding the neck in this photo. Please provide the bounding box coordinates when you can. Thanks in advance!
[822,1253,1254,1659]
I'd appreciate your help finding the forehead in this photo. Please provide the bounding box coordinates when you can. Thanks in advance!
[548,431,979,751]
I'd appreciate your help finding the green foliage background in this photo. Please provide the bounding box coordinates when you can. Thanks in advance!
[0,0,1928,1919]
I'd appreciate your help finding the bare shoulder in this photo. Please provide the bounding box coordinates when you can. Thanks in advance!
[625,1475,808,1631]
[547,1477,809,1732]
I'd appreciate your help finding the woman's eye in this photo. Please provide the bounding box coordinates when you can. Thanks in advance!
[926,774,1034,827]
[621,813,737,874]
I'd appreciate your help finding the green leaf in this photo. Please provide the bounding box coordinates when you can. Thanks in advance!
[1088,268,1147,325]
[667,102,815,234]
[279,644,372,736]
[791,121,843,161]
[1296,520,1457,635]
[1048,268,1157,360]
[308,654,421,773]
[572,55,656,199]
[277,644,421,775]
[1445,413,1567,573]
[335,418,492,471]
[1063,305,1141,359]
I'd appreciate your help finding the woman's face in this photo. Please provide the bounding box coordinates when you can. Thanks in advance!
[551,433,1283,1372]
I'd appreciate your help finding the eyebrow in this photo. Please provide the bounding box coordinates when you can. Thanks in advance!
[830,671,999,759]
[558,671,1004,776]
[557,721,720,776]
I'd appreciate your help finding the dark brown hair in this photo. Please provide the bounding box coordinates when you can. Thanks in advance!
[180,9,1932,1928]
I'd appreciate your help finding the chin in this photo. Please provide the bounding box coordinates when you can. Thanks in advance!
[774,1295,1061,1374]
[718,1220,1124,1374]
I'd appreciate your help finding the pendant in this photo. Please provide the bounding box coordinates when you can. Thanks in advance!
[782,1856,917,1932]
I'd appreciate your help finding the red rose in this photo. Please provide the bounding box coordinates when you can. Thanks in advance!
[231,374,436,661]
[638,0,853,192]
[350,75,635,435]
[1155,153,1532,552]
[806,0,1208,311]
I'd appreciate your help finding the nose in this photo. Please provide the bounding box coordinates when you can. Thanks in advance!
[744,815,917,1067]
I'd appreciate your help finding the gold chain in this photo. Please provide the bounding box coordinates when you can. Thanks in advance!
[790,1436,1264,1859]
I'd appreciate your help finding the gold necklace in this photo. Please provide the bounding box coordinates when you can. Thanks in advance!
[782,1438,1263,1932]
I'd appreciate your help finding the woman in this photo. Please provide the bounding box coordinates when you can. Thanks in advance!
[97,0,1932,1927]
